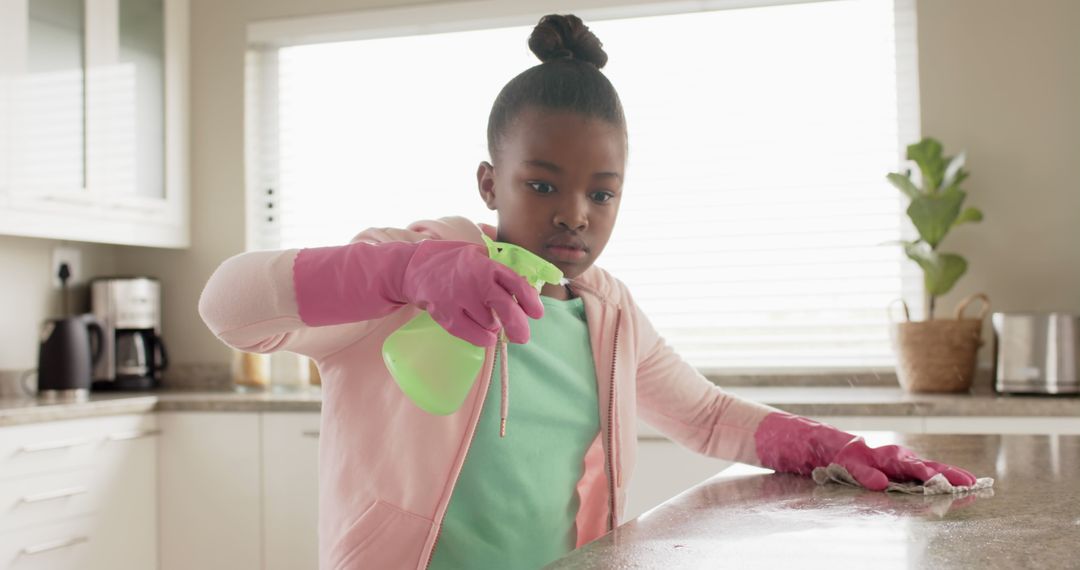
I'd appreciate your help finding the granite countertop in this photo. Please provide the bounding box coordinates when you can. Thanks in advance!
[1,385,1077,427]
[0,390,323,427]
[548,432,1080,569]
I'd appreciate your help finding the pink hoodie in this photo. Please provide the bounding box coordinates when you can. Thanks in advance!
[198,216,782,569]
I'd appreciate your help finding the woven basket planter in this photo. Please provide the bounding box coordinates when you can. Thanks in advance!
[889,292,991,393]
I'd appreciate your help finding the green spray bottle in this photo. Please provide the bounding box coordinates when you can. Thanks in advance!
[382,235,563,415]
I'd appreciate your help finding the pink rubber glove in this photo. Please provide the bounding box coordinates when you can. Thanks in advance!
[754,412,978,491]
[293,239,544,347]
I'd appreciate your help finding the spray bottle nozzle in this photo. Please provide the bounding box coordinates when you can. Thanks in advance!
[482,235,564,289]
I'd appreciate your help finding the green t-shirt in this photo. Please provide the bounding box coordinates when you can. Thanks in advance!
[428,295,600,570]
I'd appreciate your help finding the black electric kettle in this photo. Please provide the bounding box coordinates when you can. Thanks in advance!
[37,313,103,399]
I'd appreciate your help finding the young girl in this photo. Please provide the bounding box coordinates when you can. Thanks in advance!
[199,14,977,570]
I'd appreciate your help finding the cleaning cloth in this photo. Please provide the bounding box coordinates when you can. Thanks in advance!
[812,463,995,495]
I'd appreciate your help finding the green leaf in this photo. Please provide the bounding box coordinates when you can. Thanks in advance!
[955,207,983,225]
[903,243,968,296]
[951,169,970,189]
[942,151,967,189]
[886,172,921,200]
[930,253,967,296]
[906,187,965,247]
[907,138,948,192]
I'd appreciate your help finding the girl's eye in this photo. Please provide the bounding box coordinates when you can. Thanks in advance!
[591,191,616,204]
[528,182,555,194]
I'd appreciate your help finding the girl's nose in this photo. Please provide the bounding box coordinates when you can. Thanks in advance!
[553,196,588,231]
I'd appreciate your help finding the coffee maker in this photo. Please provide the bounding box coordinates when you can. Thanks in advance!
[91,277,168,390]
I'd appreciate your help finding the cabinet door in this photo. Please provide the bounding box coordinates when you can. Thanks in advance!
[158,412,261,570]
[91,419,159,570]
[626,420,734,521]
[261,413,321,570]
[82,0,187,237]
[85,0,163,210]
[86,0,188,245]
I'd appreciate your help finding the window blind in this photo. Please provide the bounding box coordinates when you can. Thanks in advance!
[245,0,923,372]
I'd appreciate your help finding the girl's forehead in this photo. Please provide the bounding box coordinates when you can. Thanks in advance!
[504,108,626,162]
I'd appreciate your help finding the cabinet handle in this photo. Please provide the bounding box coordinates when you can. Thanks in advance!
[638,435,668,442]
[20,535,89,556]
[107,428,162,441]
[18,437,93,453]
[302,430,320,438]
[20,486,88,504]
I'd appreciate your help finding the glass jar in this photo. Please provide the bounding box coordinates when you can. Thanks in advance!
[308,358,322,387]
[231,350,270,392]
[270,351,310,393]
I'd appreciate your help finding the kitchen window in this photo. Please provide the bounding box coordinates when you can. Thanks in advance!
[245,0,922,372]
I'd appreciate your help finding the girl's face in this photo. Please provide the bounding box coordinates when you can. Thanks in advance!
[477,106,627,282]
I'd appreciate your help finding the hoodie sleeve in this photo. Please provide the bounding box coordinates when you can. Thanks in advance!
[627,284,783,467]
[197,216,484,361]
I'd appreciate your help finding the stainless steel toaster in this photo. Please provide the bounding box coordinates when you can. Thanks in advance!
[992,312,1080,394]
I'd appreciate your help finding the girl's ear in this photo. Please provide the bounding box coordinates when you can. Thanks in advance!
[476,161,497,211]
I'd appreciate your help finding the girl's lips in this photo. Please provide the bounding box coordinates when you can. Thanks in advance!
[545,245,587,261]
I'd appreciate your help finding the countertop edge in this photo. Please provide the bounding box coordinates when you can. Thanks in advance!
[0,396,160,428]
[2,389,1078,427]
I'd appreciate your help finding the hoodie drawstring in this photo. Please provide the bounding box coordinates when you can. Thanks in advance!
[497,330,510,438]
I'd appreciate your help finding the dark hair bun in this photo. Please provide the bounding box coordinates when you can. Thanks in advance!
[528,14,608,69]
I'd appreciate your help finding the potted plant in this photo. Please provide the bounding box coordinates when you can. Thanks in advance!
[885,137,990,393]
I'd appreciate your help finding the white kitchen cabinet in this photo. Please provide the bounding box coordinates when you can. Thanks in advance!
[0,414,158,570]
[0,0,189,248]
[261,413,742,544]
[626,420,733,521]
[158,412,261,570]
[72,406,1074,570]
[158,411,321,570]
[92,417,159,570]
[261,412,320,570]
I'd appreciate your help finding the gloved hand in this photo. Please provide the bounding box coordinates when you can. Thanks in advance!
[754,413,977,491]
[401,240,544,346]
[293,239,543,347]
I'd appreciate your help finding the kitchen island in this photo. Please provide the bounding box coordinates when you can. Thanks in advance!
[547,433,1079,569]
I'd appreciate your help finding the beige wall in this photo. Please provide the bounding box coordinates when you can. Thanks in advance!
[0,236,116,368]
[117,0,1080,368]
[917,0,1080,362]
[4,0,1077,370]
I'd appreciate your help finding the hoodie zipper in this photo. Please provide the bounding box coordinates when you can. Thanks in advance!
[422,345,498,570]
[567,280,622,534]
[606,308,621,532]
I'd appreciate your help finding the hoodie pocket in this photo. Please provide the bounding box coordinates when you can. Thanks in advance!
[334,500,434,570]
